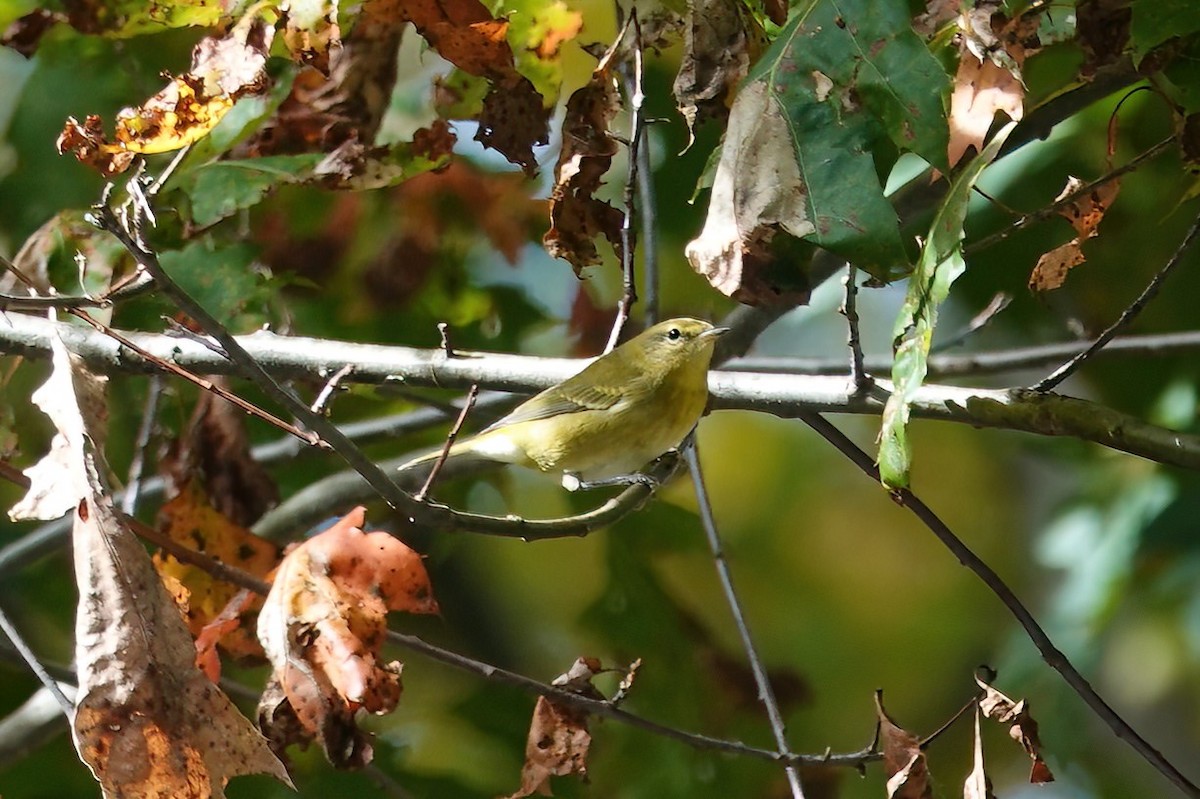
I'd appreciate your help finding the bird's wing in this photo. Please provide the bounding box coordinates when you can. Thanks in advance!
[482,378,623,431]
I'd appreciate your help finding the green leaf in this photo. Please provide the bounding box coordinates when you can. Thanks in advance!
[160,239,270,327]
[877,121,1015,489]
[176,154,322,229]
[1131,0,1200,64]
[688,0,949,292]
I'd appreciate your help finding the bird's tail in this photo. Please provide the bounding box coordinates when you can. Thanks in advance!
[395,438,503,487]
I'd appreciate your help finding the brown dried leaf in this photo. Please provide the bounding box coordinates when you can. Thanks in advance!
[543,38,624,272]
[57,14,273,175]
[256,507,438,767]
[504,657,604,799]
[874,692,933,799]
[913,0,959,37]
[963,707,995,799]
[164,386,280,527]
[195,589,258,683]
[1077,0,1131,79]
[684,81,813,305]
[1,9,60,57]
[975,675,1055,783]
[1028,176,1120,292]
[477,79,550,176]
[673,0,759,147]
[947,5,1031,168]
[154,481,278,659]
[24,333,289,798]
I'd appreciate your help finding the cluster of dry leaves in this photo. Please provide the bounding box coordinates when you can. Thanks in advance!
[7,325,617,797]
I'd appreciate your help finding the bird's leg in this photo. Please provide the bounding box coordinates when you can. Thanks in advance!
[562,471,660,492]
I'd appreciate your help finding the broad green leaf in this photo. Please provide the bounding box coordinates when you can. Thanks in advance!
[160,239,271,327]
[687,0,949,295]
[177,154,322,229]
[1130,0,1200,64]
[877,121,1015,489]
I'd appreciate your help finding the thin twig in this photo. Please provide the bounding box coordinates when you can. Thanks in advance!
[631,83,658,326]
[841,265,871,394]
[929,292,1011,354]
[605,10,644,353]
[415,384,479,501]
[966,137,1172,256]
[121,374,162,515]
[684,443,805,799]
[67,309,319,446]
[918,695,977,748]
[310,363,354,415]
[89,184,439,528]
[0,603,74,717]
[800,411,1200,798]
[1032,206,1200,392]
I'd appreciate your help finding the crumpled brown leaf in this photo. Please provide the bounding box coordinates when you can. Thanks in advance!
[57,13,274,175]
[673,0,761,148]
[875,692,933,799]
[1029,175,1120,292]
[543,32,624,272]
[504,657,605,799]
[256,507,438,767]
[684,80,814,305]
[23,331,289,799]
[975,674,1054,783]
[947,3,1036,168]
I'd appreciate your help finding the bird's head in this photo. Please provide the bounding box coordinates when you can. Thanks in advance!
[629,317,730,371]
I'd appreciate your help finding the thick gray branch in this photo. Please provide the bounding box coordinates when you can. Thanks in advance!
[3,313,1199,470]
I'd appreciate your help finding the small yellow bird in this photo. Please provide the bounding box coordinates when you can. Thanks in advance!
[401,318,728,488]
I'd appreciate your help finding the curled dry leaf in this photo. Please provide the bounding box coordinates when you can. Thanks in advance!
[874,692,933,799]
[256,506,438,767]
[24,333,288,798]
[947,3,1034,168]
[963,707,995,799]
[504,657,605,799]
[543,33,625,273]
[8,318,107,522]
[673,0,761,147]
[975,675,1054,783]
[57,13,274,175]
[1029,176,1121,292]
[684,81,814,305]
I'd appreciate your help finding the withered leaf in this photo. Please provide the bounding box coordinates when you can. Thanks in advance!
[1029,176,1120,292]
[673,0,760,147]
[154,480,278,660]
[24,333,288,798]
[256,507,438,767]
[280,0,341,73]
[684,80,813,305]
[58,13,274,175]
[963,707,995,799]
[947,4,1037,168]
[543,36,624,273]
[8,319,107,522]
[875,692,933,799]
[504,657,605,799]
[975,675,1054,783]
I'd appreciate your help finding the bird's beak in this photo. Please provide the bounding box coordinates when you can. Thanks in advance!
[699,327,731,340]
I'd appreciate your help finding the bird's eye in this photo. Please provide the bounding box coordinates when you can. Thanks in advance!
[667,327,682,341]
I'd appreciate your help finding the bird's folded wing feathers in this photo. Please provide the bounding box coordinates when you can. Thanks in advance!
[482,381,624,430]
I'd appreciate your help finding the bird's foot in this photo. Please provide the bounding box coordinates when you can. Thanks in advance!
[562,471,660,492]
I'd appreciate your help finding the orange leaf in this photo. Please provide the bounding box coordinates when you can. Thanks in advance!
[1028,176,1120,292]
[256,507,437,767]
[154,480,278,659]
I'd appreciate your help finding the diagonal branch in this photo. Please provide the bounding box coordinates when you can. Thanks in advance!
[800,411,1200,798]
